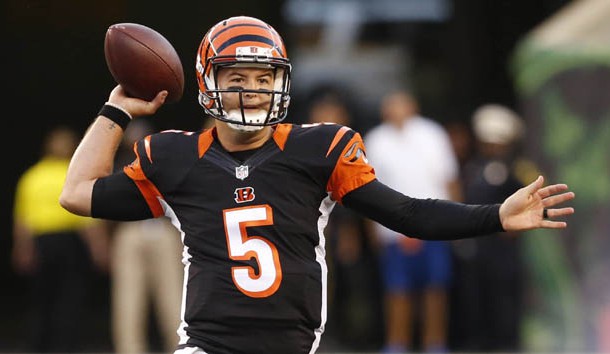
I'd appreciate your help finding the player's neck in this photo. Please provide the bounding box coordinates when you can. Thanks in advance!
[215,122,273,152]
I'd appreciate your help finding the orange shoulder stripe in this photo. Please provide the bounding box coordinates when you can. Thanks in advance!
[326,126,351,157]
[123,164,165,217]
[198,128,215,158]
[273,124,292,151]
[122,141,165,217]
[133,179,165,217]
[326,132,376,204]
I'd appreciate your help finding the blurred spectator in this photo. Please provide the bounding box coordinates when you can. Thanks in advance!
[307,87,384,352]
[449,103,536,351]
[364,89,461,353]
[443,120,475,169]
[110,119,184,353]
[11,126,109,352]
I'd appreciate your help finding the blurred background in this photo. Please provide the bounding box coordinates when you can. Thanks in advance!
[3,0,610,352]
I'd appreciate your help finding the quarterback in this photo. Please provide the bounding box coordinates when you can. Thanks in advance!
[60,16,575,354]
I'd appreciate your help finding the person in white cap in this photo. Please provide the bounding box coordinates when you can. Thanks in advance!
[450,103,538,352]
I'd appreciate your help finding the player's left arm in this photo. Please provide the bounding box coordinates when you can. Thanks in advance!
[328,128,574,239]
[343,176,574,240]
[343,179,502,240]
[328,128,502,240]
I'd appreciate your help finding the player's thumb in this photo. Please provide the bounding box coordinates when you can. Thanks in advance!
[147,90,168,112]
[154,90,168,104]
[525,175,544,194]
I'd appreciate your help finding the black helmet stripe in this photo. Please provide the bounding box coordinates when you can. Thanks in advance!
[212,23,268,40]
[215,34,283,56]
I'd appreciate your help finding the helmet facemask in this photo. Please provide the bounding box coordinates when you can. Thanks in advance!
[197,59,291,131]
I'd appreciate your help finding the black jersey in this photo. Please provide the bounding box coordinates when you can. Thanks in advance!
[94,123,375,354]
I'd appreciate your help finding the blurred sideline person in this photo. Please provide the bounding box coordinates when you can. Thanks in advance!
[59,16,575,354]
[12,126,109,352]
[443,120,474,170]
[110,120,184,353]
[307,87,384,351]
[449,104,537,351]
[364,89,462,353]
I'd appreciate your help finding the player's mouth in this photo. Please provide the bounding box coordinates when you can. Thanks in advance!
[242,105,267,112]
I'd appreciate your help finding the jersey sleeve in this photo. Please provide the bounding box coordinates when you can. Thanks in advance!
[325,127,377,203]
[121,134,167,217]
[92,172,153,220]
[121,135,166,217]
[343,179,504,240]
[94,129,201,220]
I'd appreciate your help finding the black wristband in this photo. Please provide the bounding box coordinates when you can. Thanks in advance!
[98,103,132,130]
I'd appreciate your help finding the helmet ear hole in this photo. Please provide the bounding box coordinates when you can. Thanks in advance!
[195,16,292,126]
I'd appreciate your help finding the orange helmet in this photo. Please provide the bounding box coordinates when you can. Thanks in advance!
[195,16,291,128]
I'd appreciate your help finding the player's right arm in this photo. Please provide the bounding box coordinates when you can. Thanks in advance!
[60,85,167,216]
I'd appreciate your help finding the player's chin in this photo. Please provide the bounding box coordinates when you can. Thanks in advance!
[227,109,268,122]
[243,108,266,115]
[223,110,267,132]
[226,122,266,132]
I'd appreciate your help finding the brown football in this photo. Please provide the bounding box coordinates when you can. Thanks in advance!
[104,23,184,103]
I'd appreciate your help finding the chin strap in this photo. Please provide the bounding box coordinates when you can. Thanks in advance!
[227,122,265,132]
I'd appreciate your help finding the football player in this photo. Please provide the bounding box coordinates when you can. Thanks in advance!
[60,16,575,354]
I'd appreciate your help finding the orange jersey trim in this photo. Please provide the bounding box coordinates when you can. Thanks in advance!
[272,124,292,151]
[326,126,350,157]
[123,140,165,217]
[198,128,215,158]
[327,132,376,203]
[132,179,165,217]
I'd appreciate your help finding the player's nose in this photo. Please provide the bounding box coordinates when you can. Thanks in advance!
[243,82,260,99]
[243,78,260,92]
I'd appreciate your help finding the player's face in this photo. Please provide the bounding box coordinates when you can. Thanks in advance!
[216,67,275,114]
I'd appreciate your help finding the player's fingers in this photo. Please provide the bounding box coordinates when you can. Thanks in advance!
[109,84,124,101]
[525,175,544,195]
[542,191,575,207]
[540,219,568,229]
[142,91,168,114]
[154,90,168,102]
[544,206,574,219]
[537,183,570,198]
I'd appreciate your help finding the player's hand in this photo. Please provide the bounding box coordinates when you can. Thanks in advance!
[499,175,575,231]
[107,85,168,118]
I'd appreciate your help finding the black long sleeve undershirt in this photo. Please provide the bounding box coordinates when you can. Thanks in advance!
[92,173,153,221]
[342,179,504,240]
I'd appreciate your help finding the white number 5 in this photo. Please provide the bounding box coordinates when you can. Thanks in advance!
[223,205,282,298]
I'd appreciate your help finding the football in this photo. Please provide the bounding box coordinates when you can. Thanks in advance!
[104,23,184,103]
